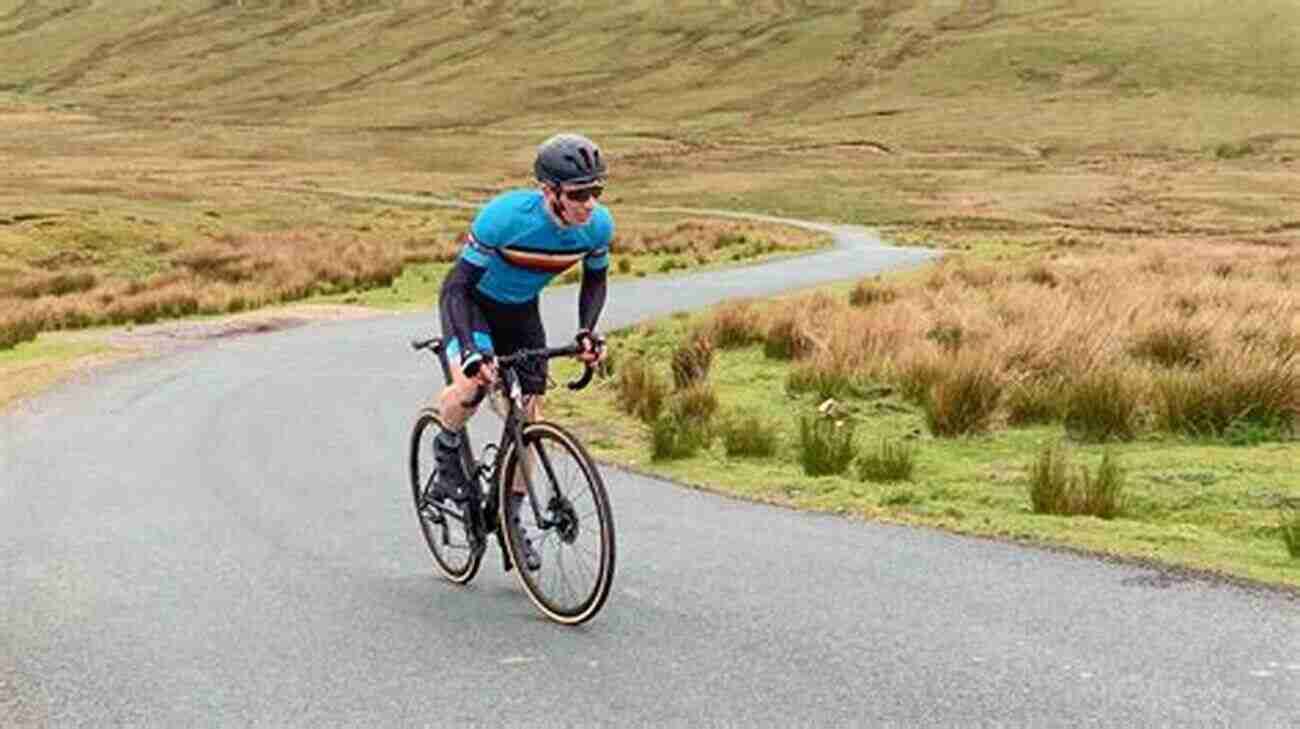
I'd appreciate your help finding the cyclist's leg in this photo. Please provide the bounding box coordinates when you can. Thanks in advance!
[436,287,495,431]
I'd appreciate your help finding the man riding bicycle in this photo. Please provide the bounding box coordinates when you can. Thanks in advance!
[429,132,612,569]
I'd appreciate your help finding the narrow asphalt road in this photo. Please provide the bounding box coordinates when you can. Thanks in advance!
[2,220,1297,728]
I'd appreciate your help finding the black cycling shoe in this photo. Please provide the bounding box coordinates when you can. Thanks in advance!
[427,430,473,503]
[509,493,542,572]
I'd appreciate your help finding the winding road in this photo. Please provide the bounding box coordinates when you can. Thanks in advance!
[2,217,1297,728]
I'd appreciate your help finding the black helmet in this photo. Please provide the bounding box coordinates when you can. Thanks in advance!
[534,133,606,186]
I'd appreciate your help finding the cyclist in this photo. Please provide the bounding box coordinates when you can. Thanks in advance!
[429,132,612,569]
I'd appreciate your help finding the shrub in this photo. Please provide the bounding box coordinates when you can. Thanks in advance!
[856,438,916,482]
[617,358,666,423]
[924,355,1002,437]
[797,414,857,476]
[1064,368,1143,442]
[849,279,898,307]
[1028,444,1124,519]
[719,411,779,458]
[671,330,714,388]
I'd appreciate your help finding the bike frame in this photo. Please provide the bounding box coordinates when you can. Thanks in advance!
[419,337,592,548]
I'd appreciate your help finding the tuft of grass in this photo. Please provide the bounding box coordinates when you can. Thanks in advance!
[925,320,967,353]
[1151,355,1298,441]
[671,330,715,389]
[1023,263,1059,288]
[7,270,98,299]
[616,357,666,423]
[673,381,719,423]
[1028,444,1125,519]
[786,358,856,401]
[1005,377,1066,426]
[718,411,779,458]
[895,350,947,406]
[1281,504,1300,559]
[1064,368,1143,442]
[797,414,857,477]
[856,438,916,483]
[763,312,815,361]
[706,300,765,349]
[650,411,711,461]
[0,313,41,350]
[924,353,1002,437]
[849,278,898,307]
[1129,320,1212,368]
[1213,141,1256,160]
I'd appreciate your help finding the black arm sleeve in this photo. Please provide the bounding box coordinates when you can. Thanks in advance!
[577,264,608,332]
[439,256,488,361]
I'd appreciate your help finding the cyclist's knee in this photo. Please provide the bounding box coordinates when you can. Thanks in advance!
[438,379,480,429]
[523,395,543,420]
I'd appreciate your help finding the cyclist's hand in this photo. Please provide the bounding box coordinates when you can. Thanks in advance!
[575,330,605,365]
[461,352,498,386]
[473,358,498,386]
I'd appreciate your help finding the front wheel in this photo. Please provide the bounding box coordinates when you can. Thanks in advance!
[409,409,483,584]
[500,421,615,625]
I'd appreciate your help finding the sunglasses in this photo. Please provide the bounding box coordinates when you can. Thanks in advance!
[561,186,604,202]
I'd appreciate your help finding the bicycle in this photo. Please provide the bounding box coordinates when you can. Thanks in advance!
[408,335,616,625]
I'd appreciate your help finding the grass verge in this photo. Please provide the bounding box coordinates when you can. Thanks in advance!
[544,257,1300,590]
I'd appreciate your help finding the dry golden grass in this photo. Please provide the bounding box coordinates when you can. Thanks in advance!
[0,229,452,345]
[708,237,1300,439]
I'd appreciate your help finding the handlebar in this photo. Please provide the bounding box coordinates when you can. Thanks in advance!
[412,335,604,406]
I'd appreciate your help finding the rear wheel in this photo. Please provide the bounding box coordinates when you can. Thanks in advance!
[500,421,615,625]
[409,409,483,584]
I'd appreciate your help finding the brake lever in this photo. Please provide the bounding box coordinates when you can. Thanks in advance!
[567,365,595,391]
[567,333,605,391]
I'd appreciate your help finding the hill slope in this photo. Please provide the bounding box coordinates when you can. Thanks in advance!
[2,0,1298,151]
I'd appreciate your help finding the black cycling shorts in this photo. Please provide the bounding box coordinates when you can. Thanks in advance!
[440,291,548,395]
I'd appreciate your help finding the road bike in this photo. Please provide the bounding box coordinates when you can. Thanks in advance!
[408,336,615,625]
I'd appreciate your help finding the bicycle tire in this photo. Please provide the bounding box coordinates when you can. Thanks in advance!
[499,421,615,625]
[409,409,483,584]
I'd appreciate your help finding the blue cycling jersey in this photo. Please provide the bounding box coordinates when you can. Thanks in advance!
[461,189,613,304]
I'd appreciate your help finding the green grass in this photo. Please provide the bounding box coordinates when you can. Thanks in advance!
[0,335,104,366]
[0,334,110,410]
